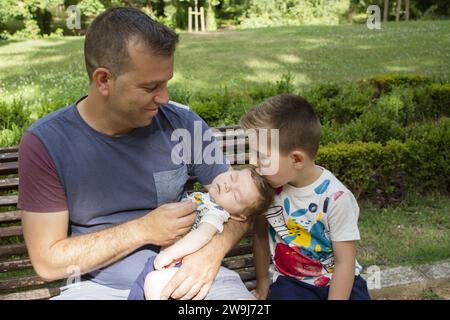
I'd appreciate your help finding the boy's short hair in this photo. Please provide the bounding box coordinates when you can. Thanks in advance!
[239,94,321,159]
[243,167,275,217]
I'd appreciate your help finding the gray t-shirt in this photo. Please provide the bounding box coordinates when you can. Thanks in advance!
[18,96,229,289]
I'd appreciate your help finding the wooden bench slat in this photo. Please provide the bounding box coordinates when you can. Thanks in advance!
[0,147,18,154]
[0,275,54,290]
[0,161,18,175]
[0,178,19,191]
[0,210,21,222]
[0,195,18,207]
[0,225,22,238]
[0,152,18,163]
[244,280,256,291]
[0,287,60,300]
[237,267,256,282]
[219,140,248,151]
[226,243,252,258]
[225,153,249,165]
[0,254,255,273]
[213,125,241,132]
[0,243,27,257]
[222,254,254,270]
[0,258,32,272]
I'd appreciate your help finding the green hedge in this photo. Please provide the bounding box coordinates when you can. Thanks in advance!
[368,74,432,94]
[317,118,450,201]
[1,73,449,200]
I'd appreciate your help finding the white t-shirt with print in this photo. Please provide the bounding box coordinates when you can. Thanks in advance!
[266,167,362,287]
[185,192,230,233]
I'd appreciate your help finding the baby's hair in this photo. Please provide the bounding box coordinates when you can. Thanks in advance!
[242,167,275,217]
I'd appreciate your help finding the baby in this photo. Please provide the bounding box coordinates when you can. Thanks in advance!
[128,167,275,300]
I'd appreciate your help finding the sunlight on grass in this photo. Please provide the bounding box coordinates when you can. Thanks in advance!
[1,21,449,107]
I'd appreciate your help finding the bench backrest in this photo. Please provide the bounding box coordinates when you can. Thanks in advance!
[0,125,254,300]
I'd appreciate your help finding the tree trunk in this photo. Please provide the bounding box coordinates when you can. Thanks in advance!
[405,0,410,21]
[384,0,389,22]
[396,0,402,22]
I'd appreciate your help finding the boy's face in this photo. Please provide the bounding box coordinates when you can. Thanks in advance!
[251,142,295,188]
[209,169,260,216]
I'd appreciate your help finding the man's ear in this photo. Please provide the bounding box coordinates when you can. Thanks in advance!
[230,214,247,222]
[92,67,112,97]
[290,150,306,169]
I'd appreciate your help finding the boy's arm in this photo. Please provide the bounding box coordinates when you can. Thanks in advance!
[328,240,356,300]
[154,222,218,270]
[253,215,271,300]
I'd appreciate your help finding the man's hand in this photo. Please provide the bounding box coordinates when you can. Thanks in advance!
[159,245,222,300]
[140,201,197,247]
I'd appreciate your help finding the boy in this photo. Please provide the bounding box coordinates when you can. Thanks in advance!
[240,94,370,300]
[128,167,275,300]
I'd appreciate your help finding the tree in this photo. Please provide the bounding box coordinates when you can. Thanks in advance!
[396,0,402,21]
[206,0,218,30]
[384,0,389,21]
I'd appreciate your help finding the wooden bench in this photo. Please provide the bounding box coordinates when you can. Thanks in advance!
[0,125,254,300]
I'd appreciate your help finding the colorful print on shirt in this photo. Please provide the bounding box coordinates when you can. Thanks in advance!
[266,168,362,287]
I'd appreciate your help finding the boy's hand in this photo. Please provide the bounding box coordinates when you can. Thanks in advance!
[253,277,270,300]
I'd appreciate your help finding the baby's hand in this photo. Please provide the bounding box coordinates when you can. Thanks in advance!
[154,252,181,270]
[154,252,171,270]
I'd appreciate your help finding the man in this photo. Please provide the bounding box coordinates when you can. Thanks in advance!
[18,7,253,300]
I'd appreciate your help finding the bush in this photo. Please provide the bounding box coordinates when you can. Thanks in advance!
[239,0,350,28]
[325,111,406,145]
[431,83,450,118]
[369,74,432,95]
[317,142,383,198]
[306,82,372,127]
[317,126,449,202]
[0,99,32,147]
[403,118,450,193]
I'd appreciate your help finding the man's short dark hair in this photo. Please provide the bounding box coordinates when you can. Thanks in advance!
[84,7,179,82]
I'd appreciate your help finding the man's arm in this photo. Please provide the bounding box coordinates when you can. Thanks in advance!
[22,201,197,281]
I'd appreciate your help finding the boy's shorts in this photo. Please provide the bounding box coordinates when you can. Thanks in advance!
[128,255,255,300]
[268,275,371,300]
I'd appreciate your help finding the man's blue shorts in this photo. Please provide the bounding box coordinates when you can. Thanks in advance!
[268,275,371,300]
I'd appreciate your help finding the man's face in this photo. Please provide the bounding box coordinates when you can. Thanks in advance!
[107,43,174,130]
[209,169,260,216]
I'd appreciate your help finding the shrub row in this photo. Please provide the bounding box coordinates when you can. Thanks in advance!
[317,117,450,201]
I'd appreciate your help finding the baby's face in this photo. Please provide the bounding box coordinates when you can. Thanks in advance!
[208,169,260,216]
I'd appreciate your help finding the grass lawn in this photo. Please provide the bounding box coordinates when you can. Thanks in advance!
[358,192,450,268]
[1,20,450,108]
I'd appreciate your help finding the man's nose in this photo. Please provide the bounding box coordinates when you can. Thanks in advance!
[154,86,169,105]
